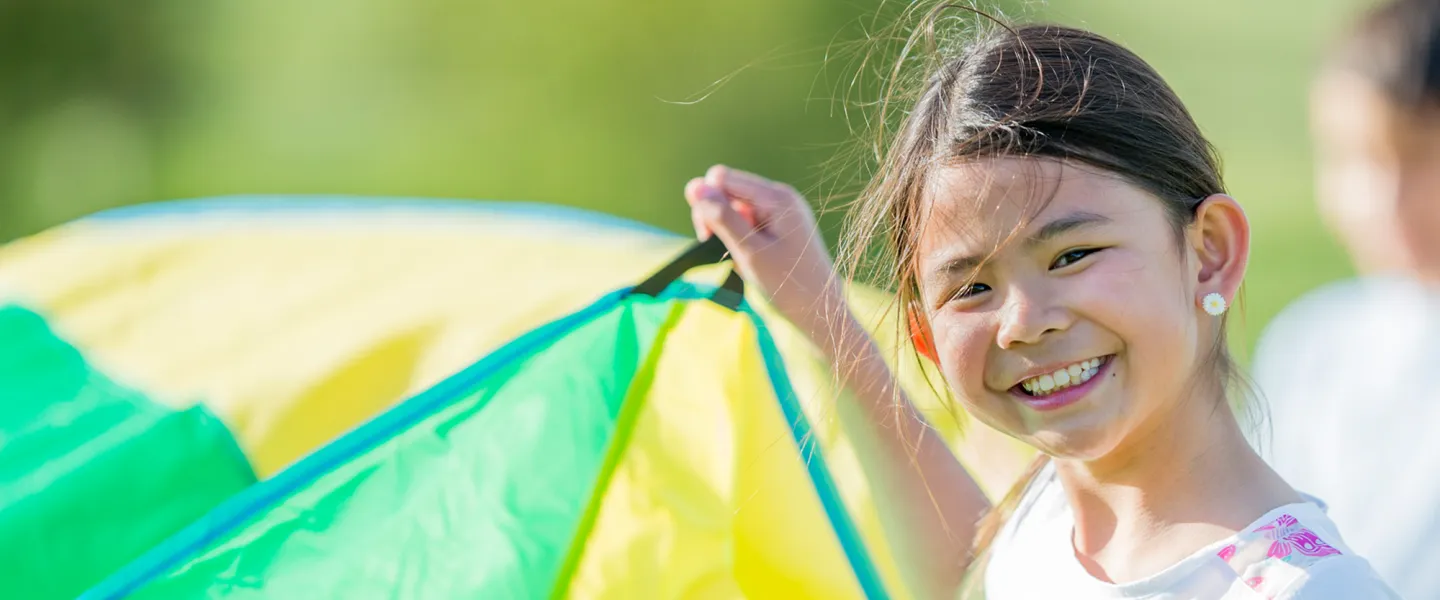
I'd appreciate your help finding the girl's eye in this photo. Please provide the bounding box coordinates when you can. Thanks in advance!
[950,282,991,301]
[1051,248,1101,269]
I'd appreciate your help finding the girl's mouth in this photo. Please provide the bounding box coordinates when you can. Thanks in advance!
[1010,355,1114,411]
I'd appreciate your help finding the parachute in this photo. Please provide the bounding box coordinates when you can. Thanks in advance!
[0,197,1035,599]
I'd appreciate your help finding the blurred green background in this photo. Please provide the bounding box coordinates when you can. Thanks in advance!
[0,0,1376,355]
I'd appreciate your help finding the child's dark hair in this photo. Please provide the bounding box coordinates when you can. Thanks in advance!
[831,5,1244,593]
[1327,0,1440,110]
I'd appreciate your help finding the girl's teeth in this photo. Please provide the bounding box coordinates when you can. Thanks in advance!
[1022,357,1106,397]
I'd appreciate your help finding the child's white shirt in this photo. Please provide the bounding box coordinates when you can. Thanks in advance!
[983,462,1400,599]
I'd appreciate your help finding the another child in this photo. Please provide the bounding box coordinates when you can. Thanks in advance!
[1254,1,1440,599]
[683,8,1400,600]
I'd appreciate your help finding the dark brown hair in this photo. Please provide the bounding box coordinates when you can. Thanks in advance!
[831,5,1244,592]
[1327,0,1440,110]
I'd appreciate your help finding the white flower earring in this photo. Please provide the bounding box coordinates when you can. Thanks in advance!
[1201,292,1227,316]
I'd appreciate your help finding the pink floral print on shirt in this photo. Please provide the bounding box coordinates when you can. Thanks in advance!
[1255,514,1342,562]
[1215,513,1344,599]
[1218,544,1237,562]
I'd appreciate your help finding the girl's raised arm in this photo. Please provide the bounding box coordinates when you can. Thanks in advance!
[684,164,990,600]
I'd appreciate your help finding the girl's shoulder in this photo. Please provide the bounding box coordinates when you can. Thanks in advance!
[1214,502,1400,599]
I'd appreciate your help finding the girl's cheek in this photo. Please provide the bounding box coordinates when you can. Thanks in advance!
[1065,262,1142,324]
[1090,253,1204,383]
[934,316,994,396]
[1072,254,1185,344]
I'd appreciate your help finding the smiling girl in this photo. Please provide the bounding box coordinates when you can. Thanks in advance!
[682,10,1399,600]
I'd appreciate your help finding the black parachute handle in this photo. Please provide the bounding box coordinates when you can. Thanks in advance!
[627,236,745,310]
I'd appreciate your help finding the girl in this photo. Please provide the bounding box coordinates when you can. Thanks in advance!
[682,10,1400,600]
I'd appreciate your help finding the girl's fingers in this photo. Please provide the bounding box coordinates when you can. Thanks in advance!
[705,164,794,208]
[693,183,759,255]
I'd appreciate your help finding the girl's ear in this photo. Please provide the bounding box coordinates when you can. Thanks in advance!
[1189,194,1251,301]
[908,308,939,363]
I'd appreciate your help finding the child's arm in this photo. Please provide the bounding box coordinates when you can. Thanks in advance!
[684,165,991,600]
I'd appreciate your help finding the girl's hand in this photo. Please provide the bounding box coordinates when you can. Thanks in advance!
[683,165,842,329]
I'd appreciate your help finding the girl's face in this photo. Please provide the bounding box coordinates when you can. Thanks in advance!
[914,158,1214,461]
[1311,70,1440,279]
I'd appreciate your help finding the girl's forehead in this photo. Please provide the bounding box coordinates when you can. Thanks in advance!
[917,158,1140,253]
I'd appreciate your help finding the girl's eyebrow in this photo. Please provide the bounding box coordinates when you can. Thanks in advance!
[925,211,1113,287]
[1023,211,1112,248]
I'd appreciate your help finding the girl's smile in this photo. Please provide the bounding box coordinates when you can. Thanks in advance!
[1009,354,1115,412]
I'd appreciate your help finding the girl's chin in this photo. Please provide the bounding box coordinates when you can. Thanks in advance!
[1018,418,1129,462]
[967,396,1129,459]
